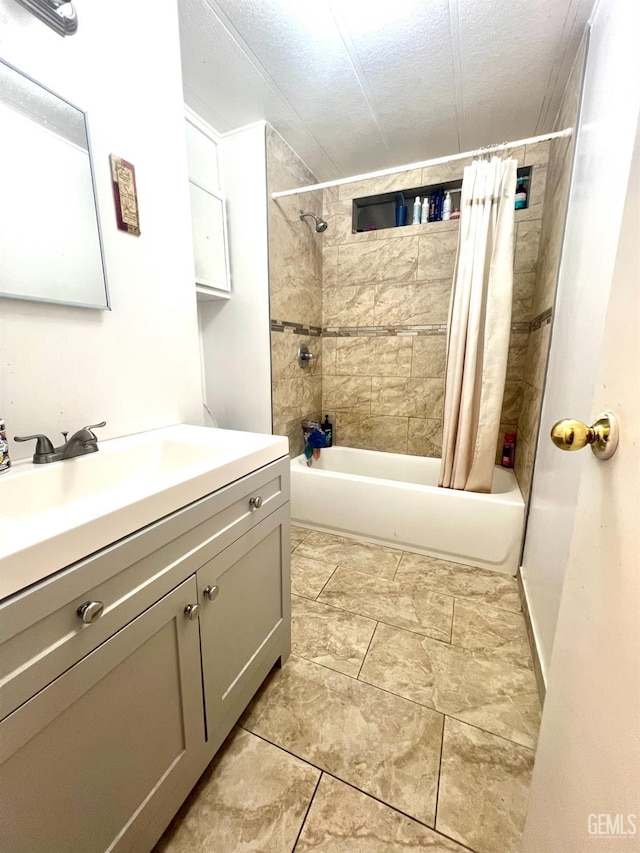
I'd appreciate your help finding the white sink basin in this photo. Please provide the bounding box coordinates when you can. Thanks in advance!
[0,424,289,600]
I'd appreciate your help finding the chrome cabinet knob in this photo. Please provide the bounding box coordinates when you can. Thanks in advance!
[249,495,263,510]
[184,603,200,621]
[203,584,219,601]
[77,601,104,624]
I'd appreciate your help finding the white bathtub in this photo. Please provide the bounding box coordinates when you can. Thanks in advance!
[291,446,524,575]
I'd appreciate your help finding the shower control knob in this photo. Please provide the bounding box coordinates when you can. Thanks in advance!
[249,496,263,509]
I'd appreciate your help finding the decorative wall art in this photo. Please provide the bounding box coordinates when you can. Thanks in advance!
[109,154,140,236]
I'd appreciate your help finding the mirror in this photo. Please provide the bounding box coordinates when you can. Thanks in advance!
[0,59,109,309]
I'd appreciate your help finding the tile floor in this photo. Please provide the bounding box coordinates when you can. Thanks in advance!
[156,526,540,853]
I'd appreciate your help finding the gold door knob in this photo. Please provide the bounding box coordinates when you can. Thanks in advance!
[550,411,618,459]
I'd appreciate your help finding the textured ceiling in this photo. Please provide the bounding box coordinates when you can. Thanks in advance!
[178,0,594,181]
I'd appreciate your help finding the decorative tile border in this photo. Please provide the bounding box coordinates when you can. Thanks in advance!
[531,307,552,331]
[271,317,547,337]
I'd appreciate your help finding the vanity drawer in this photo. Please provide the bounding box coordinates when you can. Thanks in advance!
[0,456,289,720]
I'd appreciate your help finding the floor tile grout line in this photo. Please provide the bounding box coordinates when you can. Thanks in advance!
[433,712,447,831]
[313,563,340,600]
[439,712,538,753]
[291,770,323,853]
[355,619,381,679]
[239,725,479,851]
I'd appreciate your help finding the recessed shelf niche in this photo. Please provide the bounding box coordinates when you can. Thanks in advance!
[352,166,532,234]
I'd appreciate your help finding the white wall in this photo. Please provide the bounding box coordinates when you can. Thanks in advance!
[520,0,640,680]
[0,0,203,458]
[199,123,272,434]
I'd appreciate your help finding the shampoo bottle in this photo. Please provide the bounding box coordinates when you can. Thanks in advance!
[412,196,421,225]
[420,196,429,224]
[442,191,452,220]
[515,177,528,210]
[322,415,333,447]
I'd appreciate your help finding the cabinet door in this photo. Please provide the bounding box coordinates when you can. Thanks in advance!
[0,577,205,853]
[198,505,290,754]
[189,181,230,295]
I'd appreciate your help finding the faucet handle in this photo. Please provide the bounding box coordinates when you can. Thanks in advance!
[82,421,106,437]
[14,433,55,455]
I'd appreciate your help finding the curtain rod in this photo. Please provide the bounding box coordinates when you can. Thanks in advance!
[271,128,573,199]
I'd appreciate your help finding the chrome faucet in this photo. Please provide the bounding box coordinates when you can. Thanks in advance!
[14,421,106,464]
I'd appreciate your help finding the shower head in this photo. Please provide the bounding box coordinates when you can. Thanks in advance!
[299,210,328,233]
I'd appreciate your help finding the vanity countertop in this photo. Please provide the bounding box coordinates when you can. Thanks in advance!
[0,424,288,602]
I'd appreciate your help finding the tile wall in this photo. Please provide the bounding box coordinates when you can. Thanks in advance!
[267,127,323,456]
[514,36,586,503]
[320,145,550,462]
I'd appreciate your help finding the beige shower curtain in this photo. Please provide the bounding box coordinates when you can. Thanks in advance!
[439,156,517,493]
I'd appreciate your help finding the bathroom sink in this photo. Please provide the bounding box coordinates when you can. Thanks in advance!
[0,424,288,600]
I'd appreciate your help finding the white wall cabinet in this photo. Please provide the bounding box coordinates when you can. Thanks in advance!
[185,110,230,300]
[0,458,290,852]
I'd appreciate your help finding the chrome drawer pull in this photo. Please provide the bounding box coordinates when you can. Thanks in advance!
[184,603,200,621]
[203,584,219,601]
[249,495,263,510]
[77,601,104,624]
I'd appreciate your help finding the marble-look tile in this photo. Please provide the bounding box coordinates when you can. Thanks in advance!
[291,525,313,550]
[451,600,533,670]
[154,727,319,853]
[417,230,459,281]
[291,595,376,677]
[407,418,443,458]
[514,220,541,275]
[338,169,423,201]
[359,623,540,748]
[421,159,472,186]
[513,434,534,505]
[411,336,447,378]
[322,375,371,412]
[371,376,444,419]
[321,337,336,375]
[323,285,375,327]
[338,238,419,285]
[436,718,535,853]
[291,553,337,599]
[323,199,358,248]
[524,139,551,166]
[241,656,444,826]
[506,334,528,381]
[501,380,523,425]
[335,414,409,455]
[373,282,432,325]
[395,552,521,612]
[518,382,542,447]
[295,531,402,579]
[523,322,551,389]
[511,273,535,323]
[296,775,467,852]
[335,336,413,377]
[318,567,453,642]
[271,282,323,332]
[323,244,338,288]
[272,377,305,423]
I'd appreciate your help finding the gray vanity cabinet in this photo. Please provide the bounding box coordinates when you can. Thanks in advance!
[0,577,205,853]
[198,504,290,753]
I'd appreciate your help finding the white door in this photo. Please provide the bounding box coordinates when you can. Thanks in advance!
[520,0,640,679]
[523,114,640,849]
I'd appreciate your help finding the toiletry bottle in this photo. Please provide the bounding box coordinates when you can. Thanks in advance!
[395,193,407,226]
[412,196,421,225]
[420,196,429,224]
[0,418,11,473]
[322,415,333,447]
[450,207,460,220]
[515,177,528,210]
[434,189,444,221]
[442,191,452,220]
[428,192,436,222]
[501,433,516,468]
